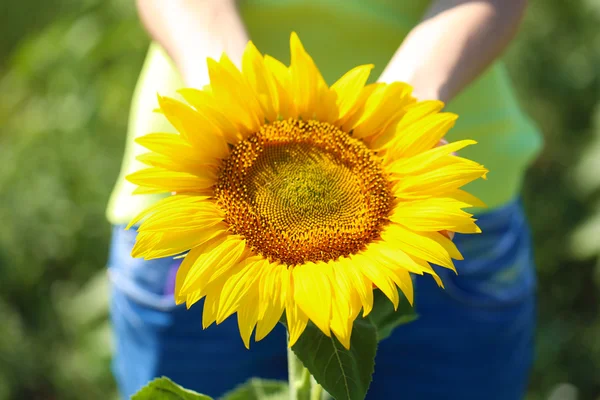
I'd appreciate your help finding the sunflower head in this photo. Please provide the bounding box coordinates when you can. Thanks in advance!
[126,32,488,349]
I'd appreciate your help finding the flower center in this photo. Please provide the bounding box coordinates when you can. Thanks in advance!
[214,119,392,265]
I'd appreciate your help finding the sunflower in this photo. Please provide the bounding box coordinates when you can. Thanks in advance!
[126,33,488,350]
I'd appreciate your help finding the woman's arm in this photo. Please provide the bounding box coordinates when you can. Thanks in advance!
[136,0,250,88]
[378,0,527,103]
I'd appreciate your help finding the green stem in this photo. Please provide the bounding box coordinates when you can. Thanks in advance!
[309,376,324,400]
[287,339,330,400]
[288,343,311,400]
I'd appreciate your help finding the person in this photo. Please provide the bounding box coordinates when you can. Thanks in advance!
[105,0,541,398]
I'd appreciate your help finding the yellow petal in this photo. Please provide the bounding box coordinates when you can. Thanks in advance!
[293,261,332,336]
[135,133,201,161]
[338,257,374,316]
[207,56,263,133]
[351,253,399,310]
[286,271,309,347]
[135,153,216,175]
[242,41,280,122]
[137,198,224,233]
[131,223,227,260]
[394,157,488,198]
[264,55,295,119]
[256,262,286,342]
[174,246,204,305]
[387,112,458,158]
[126,167,215,195]
[385,139,477,172]
[200,284,221,328]
[289,32,336,121]
[329,265,360,349]
[237,285,260,349]
[446,189,488,209]
[217,257,265,324]
[373,246,445,288]
[381,224,457,271]
[177,88,243,144]
[350,82,415,140]
[331,64,374,126]
[157,95,230,158]
[366,241,427,276]
[369,100,445,150]
[127,194,208,229]
[390,197,480,233]
[378,264,414,306]
[179,236,247,294]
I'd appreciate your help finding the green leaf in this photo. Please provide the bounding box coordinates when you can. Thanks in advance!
[367,289,418,341]
[132,377,213,400]
[290,318,377,400]
[221,378,289,400]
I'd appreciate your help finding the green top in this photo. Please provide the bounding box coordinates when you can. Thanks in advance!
[106,0,542,224]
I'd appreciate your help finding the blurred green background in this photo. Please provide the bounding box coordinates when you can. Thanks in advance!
[0,0,599,399]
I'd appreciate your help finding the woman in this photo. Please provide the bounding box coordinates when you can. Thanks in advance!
[106,0,541,398]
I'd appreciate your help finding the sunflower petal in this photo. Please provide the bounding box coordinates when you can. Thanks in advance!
[337,257,374,316]
[264,55,295,119]
[391,197,480,233]
[156,95,230,158]
[331,64,374,126]
[385,139,477,171]
[126,167,215,195]
[206,57,263,132]
[351,253,399,310]
[381,224,458,271]
[179,236,247,295]
[177,88,243,143]
[242,41,280,122]
[237,286,260,349]
[289,32,336,121]
[350,82,415,140]
[131,223,227,260]
[217,257,264,324]
[387,112,458,157]
[286,271,309,347]
[293,261,332,336]
[394,157,489,198]
[256,262,286,342]
[329,265,360,349]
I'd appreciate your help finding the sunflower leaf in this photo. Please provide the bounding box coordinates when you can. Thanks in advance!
[131,377,213,400]
[221,378,289,400]
[368,288,418,341]
[289,318,377,400]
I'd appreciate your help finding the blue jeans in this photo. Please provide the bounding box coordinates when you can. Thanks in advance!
[108,199,536,399]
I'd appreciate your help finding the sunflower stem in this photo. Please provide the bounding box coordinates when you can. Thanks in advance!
[287,340,330,400]
[287,343,311,400]
[309,376,327,400]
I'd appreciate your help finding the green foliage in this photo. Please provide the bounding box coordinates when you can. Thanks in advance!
[222,379,289,400]
[133,377,289,400]
[0,0,147,399]
[0,0,599,399]
[283,289,412,400]
[503,1,600,398]
[132,377,213,400]
[290,318,377,400]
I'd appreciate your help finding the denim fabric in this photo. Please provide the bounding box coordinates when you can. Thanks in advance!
[108,199,536,399]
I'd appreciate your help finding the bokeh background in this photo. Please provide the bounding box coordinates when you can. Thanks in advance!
[1,0,599,399]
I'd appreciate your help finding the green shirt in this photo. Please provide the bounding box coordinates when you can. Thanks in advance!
[106,0,542,224]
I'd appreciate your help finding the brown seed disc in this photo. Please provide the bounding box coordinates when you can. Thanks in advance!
[214,119,393,265]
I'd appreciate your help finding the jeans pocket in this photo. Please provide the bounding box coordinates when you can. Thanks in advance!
[107,225,180,311]
[439,199,537,308]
